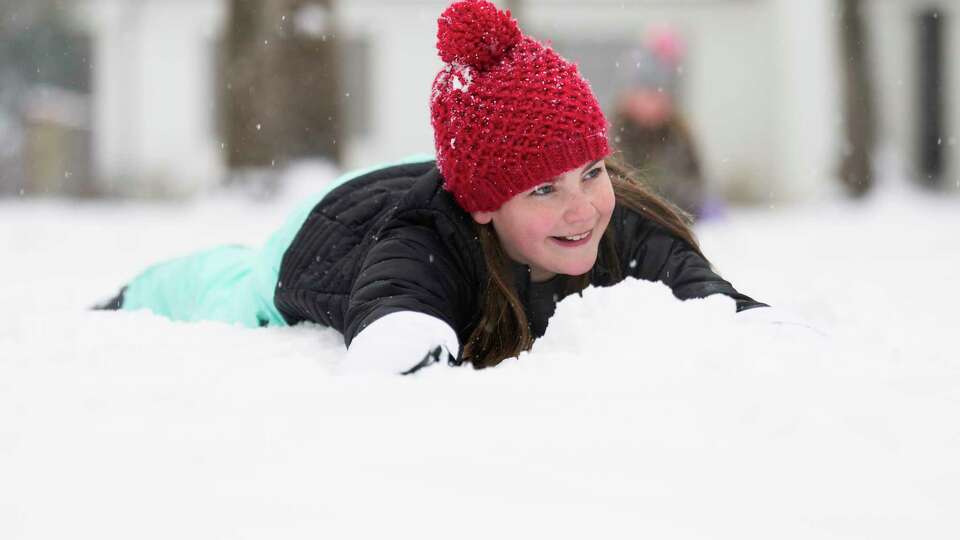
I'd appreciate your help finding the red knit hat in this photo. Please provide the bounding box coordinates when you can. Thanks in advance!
[430,0,610,213]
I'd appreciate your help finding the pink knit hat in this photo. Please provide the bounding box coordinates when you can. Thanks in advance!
[430,0,610,213]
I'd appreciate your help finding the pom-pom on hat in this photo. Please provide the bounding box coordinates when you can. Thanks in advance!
[430,0,610,213]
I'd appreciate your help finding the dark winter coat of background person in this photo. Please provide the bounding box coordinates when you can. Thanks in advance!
[612,115,705,218]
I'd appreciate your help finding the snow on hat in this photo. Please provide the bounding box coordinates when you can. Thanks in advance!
[430,0,610,213]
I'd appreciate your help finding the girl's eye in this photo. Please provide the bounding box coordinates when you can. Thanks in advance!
[584,166,603,180]
[531,184,554,196]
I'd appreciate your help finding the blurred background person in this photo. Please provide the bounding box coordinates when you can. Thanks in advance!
[610,28,715,221]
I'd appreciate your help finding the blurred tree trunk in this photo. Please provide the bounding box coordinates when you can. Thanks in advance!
[224,0,341,173]
[837,0,876,197]
[917,10,945,187]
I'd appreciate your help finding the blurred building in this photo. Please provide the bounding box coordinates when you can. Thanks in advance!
[3,0,957,201]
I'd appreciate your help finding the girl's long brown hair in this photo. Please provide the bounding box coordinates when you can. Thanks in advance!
[461,155,702,369]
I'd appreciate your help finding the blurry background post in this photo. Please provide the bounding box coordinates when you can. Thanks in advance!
[838,0,877,197]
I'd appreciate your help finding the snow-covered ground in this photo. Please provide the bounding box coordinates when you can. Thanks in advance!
[2,165,959,539]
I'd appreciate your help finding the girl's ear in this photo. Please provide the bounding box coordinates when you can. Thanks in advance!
[470,210,494,225]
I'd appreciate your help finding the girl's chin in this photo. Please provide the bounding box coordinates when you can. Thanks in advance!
[562,263,595,276]
[553,253,599,277]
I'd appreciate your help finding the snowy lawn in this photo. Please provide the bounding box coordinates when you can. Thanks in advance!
[2,169,959,539]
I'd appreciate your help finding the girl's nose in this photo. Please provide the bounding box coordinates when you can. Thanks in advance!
[564,192,596,224]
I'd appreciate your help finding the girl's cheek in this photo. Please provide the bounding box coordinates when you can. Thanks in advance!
[599,179,616,213]
[529,219,555,241]
[518,206,557,238]
[541,211,564,236]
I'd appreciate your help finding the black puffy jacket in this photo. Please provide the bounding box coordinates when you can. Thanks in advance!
[275,159,763,359]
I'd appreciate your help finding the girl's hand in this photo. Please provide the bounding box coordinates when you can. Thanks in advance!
[340,311,461,376]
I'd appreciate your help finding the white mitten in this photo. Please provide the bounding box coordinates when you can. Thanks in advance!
[341,311,460,375]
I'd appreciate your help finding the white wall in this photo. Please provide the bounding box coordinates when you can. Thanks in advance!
[83,0,225,197]
[337,1,448,170]
[771,0,844,202]
[684,2,779,202]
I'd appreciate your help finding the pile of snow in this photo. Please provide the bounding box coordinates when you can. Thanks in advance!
[2,168,959,539]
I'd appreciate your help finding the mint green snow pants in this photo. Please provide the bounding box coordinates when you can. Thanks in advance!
[120,154,434,328]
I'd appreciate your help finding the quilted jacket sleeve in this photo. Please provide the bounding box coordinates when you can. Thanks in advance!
[343,208,476,352]
[615,207,766,312]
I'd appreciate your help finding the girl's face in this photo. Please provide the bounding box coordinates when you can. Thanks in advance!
[471,159,616,282]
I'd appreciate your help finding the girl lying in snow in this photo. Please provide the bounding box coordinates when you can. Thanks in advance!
[97,0,772,373]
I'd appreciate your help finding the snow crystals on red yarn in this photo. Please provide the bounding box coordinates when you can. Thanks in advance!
[436,0,521,71]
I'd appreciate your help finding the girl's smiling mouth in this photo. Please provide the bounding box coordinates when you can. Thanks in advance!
[551,230,593,246]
